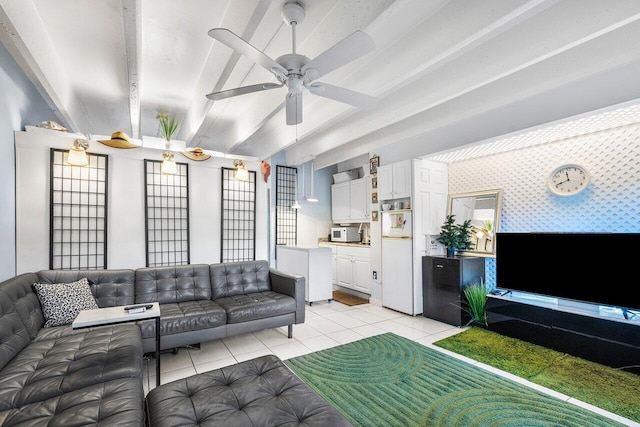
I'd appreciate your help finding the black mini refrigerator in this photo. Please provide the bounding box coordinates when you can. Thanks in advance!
[422,256,485,326]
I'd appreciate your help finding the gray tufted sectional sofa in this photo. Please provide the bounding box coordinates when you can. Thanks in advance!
[36,260,306,354]
[0,260,350,426]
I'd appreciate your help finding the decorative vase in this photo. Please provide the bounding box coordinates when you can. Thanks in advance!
[447,247,456,257]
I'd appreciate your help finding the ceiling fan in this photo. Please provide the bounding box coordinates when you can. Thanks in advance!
[206,1,378,125]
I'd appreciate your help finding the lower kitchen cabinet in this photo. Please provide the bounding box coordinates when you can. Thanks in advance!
[336,245,370,294]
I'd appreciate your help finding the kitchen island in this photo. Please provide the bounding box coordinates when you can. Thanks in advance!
[277,245,332,305]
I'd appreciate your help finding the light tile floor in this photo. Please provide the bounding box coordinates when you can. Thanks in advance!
[143,300,637,426]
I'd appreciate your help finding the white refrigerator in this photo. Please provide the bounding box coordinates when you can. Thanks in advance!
[381,210,414,314]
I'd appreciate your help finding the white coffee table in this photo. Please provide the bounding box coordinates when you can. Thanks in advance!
[73,302,161,386]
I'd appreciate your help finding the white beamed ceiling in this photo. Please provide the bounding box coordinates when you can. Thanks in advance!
[1,0,640,168]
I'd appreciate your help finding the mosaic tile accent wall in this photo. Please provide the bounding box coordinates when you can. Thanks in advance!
[448,122,640,287]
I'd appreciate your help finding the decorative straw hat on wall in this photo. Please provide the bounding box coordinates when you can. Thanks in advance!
[97,131,139,149]
[181,147,211,161]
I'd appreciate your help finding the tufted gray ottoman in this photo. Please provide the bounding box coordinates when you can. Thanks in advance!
[145,354,353,426]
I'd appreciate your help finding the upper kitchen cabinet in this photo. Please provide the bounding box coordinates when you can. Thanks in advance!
[378,160,411,200]
[332,177,370,223]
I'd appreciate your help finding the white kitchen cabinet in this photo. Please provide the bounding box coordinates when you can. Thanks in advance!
[331,182,350,222]
[277,245,332,305]
[350,177,369,220]
[378,160,411,200]
[331,177,369,223]
[336,245,370,294]
[352,251,370,293]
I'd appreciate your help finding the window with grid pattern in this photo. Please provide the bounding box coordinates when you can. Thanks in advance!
[50,148,108,270]
[144,159,190,267]
[275,165,298,246]
[221,167,256,262]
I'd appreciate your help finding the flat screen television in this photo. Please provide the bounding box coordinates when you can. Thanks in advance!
[495,232,640,310]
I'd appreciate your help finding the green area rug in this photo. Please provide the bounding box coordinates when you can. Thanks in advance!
[285,333,625,427]
[433,327,640,423]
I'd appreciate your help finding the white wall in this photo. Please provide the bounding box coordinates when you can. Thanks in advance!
[294,161,334,247]
[15,129,266,273]
[0,43,54,280]
[447,121,640,287]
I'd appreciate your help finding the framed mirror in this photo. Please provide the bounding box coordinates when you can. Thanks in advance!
[447,189,503,257]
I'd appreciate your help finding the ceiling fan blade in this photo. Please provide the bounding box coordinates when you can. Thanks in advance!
[286,92,303,125]
[302,30,375,80]
[308,83,378,109]
[206,82,283,101]
[208,28,288,79]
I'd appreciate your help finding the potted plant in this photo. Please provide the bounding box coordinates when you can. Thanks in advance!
[461,279,488,327]
[157,112,181,147]
[437,214,472,257]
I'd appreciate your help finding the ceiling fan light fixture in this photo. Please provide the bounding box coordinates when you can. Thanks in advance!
[282,2,305,27]
[206,1,377,126]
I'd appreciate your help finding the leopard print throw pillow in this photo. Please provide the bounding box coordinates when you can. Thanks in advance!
[33,278,99,327]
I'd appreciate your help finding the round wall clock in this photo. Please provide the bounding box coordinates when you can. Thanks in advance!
[547,164,590,196]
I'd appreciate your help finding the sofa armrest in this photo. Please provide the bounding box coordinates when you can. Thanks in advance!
[269,268,305,324]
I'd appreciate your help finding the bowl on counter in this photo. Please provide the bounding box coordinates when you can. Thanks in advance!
[382,203,391,211]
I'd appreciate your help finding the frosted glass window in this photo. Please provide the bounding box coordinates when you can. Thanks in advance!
[221,167,256,262]
[50,149,108,269]
[144,160,190,266]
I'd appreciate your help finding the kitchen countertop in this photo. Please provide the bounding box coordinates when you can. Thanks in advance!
[318,239,370,247]
[277,245,331,251]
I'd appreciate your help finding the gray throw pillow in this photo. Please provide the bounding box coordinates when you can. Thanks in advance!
[33,278,99,327]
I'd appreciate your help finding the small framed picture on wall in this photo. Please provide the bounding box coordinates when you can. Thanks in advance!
[372,211,378,222]
[369,155,379,175]
[371,192,378,204]
[371,176,378,189]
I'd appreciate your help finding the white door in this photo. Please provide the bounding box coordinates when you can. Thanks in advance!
[412,159,448,315]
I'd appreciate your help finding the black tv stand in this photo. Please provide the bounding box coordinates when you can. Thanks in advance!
[486,293,640,375]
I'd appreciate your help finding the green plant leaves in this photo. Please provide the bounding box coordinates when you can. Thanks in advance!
[437,214,472,250]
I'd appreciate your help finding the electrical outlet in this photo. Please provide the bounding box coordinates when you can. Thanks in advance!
[373,271,377,280]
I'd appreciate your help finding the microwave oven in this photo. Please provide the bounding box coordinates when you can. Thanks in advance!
[331,226,360,242]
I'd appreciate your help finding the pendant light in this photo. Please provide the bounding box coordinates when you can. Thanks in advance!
[291,166,301,209]
[306,159,318,202]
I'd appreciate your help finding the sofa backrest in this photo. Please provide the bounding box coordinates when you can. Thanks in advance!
[135,264,211,304]
[0,273,42,371]
[36,269,136,307]
[210,260,271,300]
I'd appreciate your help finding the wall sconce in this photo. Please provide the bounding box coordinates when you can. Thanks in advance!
[234,159,249,182]
[161,151,177,175]
[67,138,89,166]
